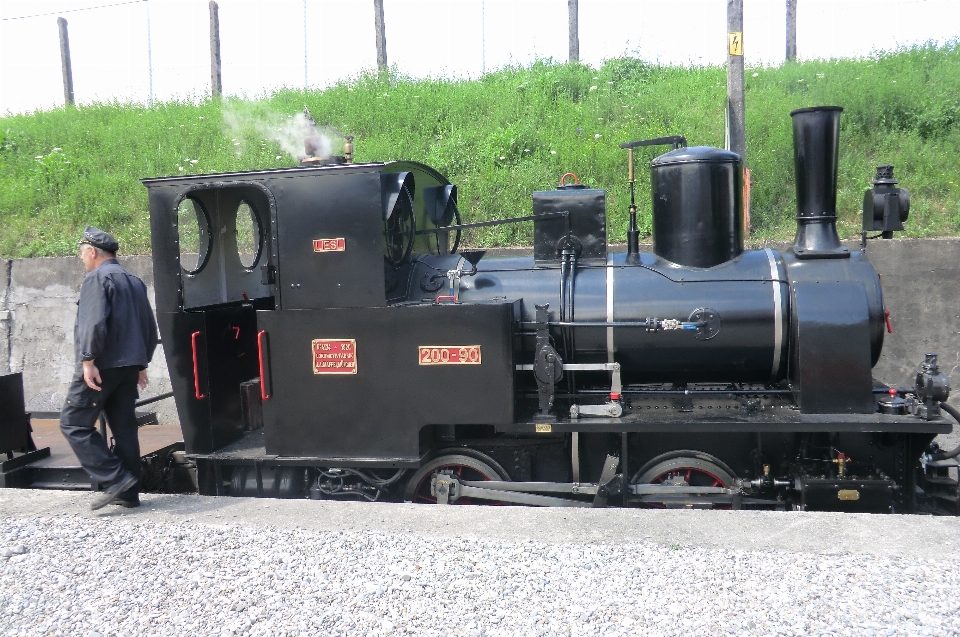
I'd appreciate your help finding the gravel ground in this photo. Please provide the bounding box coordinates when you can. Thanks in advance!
[2,490,960,637]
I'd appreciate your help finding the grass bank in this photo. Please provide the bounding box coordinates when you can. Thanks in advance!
[1,44,958,257]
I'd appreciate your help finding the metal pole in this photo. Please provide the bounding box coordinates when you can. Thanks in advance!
[726,0,745,161]
[374,0,387,73]
[146,0,154,107]
[481,0,485,74]
[209,0,222,98]
[568,0,579,63]
[786,0,797,62]
[303,0,308,89]
[57,17,75,106]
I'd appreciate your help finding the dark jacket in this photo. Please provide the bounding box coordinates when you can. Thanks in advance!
[74,259,159,377]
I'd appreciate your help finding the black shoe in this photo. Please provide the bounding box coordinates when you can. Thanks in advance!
[110,497,140,508]
[90,473,139,511]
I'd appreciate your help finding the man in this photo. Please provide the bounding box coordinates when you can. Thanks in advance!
[60,226,159,510]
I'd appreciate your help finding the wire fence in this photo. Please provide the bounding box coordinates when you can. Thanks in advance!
[1,0,958,116]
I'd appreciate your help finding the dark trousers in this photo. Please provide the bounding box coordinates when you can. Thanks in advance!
[60,366,141,494]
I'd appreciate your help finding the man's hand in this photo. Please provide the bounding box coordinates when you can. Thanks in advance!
[82,360,102,391]
[138,369,149,391]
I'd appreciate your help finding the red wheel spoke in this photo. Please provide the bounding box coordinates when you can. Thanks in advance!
[409,459,502,505]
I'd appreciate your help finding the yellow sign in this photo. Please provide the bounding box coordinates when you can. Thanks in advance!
[535,424,552,433]
[728,32,743,56]
[837,489,860,501]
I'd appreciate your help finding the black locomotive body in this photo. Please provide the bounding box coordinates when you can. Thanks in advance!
[143,107,956,513]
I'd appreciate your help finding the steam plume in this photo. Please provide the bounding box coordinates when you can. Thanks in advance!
[221,100,336,160]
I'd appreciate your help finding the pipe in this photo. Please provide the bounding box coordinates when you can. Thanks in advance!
[929,402,960,460]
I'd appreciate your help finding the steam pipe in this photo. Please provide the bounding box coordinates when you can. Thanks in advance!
[929,402,960,460]
[626,148,639,263]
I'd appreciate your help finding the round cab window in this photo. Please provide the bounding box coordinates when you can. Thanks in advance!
[236,200,262,269]
[176,198,211,274]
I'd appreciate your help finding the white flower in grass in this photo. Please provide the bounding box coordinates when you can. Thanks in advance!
[177,165,185,172]
[276,155,282,161]
[594,134,602,139]
[198,116,204,120]
[589,86,597,91]
[550,150,557,155]
[752,72,759,77]
[190,160,198,165]
[607,81,614,85]
[499,156,506,161]
[52,147,62,152]
[35,155,43,160]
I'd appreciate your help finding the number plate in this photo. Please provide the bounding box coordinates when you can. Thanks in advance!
[313,238,345,252]
[418,346,482,365]
[313,339,357,374]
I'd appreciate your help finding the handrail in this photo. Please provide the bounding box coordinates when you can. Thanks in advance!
[190,331,205,400]
[257,330,271,400]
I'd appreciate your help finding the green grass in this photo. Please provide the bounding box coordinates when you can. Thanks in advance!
[1,43,959,257]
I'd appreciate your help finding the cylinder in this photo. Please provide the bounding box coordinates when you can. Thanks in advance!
[650,146,743,268]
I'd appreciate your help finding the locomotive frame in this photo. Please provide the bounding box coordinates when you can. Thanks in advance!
[141,106,957,514]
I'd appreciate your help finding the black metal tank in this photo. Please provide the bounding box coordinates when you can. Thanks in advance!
[410,248,790,385]
[650,146,743,268]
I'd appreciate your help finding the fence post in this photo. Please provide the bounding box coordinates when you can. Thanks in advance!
[57,17,75,106]
[303,0,308,89]
[726,0,745,162]
[209,0,222,98]
[146,0,154,106]
[786,0,797,61]
[568,0,579,63]
[374,0,387,73]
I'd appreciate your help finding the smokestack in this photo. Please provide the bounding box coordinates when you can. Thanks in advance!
[790,106,848,257]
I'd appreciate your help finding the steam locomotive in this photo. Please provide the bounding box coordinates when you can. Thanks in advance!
[143,106,957,513]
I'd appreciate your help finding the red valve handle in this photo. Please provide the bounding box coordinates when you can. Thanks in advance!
[257,330,270,401]
[190,331,205,400]
[435,295,456,304]
[884,310,893,334]
[559,173,579,186]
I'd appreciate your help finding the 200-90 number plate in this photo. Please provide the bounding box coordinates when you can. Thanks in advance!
[418,346,482,365]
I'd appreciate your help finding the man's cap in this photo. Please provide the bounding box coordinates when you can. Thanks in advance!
[79,226,119,253]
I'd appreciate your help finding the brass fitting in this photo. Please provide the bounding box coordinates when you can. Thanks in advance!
[343,136,354,164]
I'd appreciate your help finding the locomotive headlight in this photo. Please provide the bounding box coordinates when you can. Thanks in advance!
[863,164,910,238]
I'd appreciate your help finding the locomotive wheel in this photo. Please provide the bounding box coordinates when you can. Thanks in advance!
[631,450,737,509]
[403,448,510,504]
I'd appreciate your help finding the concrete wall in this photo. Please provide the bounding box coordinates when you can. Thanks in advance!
[0,255,175,425]
[0,239,957,433]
